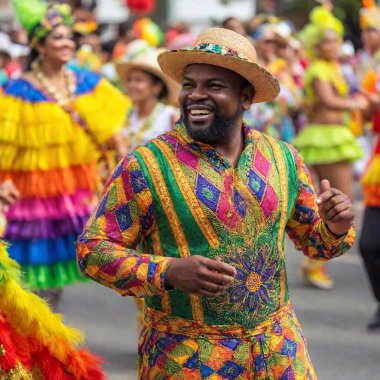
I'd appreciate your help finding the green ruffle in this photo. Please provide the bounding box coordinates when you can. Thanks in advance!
[293,124,363,165]
[22,260,88,291]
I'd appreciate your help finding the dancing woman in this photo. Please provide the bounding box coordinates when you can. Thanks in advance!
[0,1,129,308]
[295,5,366,289]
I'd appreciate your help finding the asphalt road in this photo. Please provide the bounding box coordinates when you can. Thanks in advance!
[61,203,380,380]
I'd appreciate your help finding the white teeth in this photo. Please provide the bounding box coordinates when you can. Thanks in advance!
[190,109,212,115]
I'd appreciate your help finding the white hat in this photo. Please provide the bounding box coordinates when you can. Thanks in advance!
[0,32,29,58]
[116,44,180,105]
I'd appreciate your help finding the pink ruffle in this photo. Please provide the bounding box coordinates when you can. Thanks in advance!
[6,190,96,221]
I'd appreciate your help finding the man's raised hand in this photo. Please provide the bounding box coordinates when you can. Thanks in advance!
[317,179,354,236]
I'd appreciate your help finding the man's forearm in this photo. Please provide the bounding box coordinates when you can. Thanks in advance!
[76,237,172,297]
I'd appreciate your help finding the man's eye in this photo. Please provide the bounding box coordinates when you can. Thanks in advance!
[210,83,223,89]
[182,83,193,89]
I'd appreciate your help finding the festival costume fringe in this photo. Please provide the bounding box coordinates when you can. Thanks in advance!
[0,242,106,379]
[0,164,97,198]
[6,191,93,221]
[293,124,363,165]
[0,78,127,147]
[0,79,128,171]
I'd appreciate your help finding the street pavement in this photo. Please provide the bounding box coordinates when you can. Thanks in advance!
[61,202,380,380]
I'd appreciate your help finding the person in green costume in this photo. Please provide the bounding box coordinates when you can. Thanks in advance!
[295,4,367,290]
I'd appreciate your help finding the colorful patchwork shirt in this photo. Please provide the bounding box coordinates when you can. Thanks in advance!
[77,122,355,329]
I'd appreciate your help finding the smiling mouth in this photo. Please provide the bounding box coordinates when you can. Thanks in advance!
[190,109,212,115]
[187,108,214,124]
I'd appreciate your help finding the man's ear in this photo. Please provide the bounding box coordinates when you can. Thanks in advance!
[241,84,254,111]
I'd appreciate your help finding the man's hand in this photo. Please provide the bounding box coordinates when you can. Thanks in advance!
[317,179,354,237]
[0,180,19,212]
[165,255,237,297]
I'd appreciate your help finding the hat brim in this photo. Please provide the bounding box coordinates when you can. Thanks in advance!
[116,61,179,105]
[157,50,280,103]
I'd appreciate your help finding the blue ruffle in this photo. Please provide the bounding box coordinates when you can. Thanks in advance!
[4,69,101,102]
[4,79,47,101]
[74,69,101,96]
[7,233,77,266]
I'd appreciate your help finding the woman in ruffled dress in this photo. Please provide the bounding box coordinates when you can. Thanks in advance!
[0,0,129,309]
[294,4,367,289]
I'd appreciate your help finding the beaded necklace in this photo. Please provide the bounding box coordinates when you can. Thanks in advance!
[32,61,76,107]
[126,102,165,150]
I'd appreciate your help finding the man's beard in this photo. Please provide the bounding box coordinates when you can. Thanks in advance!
[182,105,241,145]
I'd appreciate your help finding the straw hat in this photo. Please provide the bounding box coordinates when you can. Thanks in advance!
[116,46,180,105]
[157,27,280,103]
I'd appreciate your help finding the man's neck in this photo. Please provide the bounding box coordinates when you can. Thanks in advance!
[212,123,245,168]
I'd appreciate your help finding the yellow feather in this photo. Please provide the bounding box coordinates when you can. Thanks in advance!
[0,242,84,361]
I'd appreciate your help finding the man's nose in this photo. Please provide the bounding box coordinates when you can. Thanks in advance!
[188,85,208,101]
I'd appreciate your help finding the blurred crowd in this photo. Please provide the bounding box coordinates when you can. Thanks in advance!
[0,1,376,146]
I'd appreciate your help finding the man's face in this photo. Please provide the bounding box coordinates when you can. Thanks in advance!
[179,64,252,144]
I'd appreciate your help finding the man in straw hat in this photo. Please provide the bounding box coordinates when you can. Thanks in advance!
[77,28,355,378]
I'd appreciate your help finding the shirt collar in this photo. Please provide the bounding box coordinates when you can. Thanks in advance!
[174,120,253,149]
[173,120,254,170]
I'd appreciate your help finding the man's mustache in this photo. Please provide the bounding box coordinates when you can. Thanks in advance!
[184,102,218,113]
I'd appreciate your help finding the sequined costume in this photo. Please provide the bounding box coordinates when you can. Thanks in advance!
[77,123,355,379]
[0,69,129,290]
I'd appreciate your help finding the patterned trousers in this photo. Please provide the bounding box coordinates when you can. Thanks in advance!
[138,304,317,380]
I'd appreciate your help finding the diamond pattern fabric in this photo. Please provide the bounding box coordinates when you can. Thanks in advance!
[77,122,355,379]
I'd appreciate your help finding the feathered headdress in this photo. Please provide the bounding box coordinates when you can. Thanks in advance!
[12,0,73,48]
[360,0,380,31]
[298,4,344,58]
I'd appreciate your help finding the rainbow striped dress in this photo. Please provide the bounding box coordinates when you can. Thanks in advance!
[0,69,129,290]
